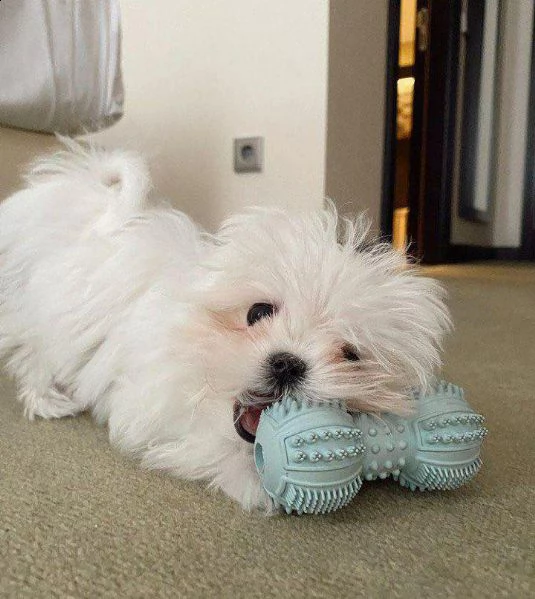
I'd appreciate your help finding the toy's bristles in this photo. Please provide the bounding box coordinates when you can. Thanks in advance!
[280,478,363,515]
[398,459,482,492]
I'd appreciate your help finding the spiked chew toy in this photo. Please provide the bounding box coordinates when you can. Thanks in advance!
[254,381,488,515]
[254,400,366,514]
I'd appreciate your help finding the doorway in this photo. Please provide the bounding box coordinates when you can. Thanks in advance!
[383,0,461,263]
[384,0,535,263]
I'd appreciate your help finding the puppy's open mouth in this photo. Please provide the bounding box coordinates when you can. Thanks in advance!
[233,396,273,443]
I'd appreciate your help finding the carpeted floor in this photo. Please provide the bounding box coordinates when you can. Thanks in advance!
[1,263,534,598]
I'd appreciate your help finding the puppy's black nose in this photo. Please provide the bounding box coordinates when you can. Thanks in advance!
[268,352,307,387]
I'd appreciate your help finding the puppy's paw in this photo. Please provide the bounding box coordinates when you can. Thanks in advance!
[212,451,274,513]
[19,384,81,420]
[218,474,273,513]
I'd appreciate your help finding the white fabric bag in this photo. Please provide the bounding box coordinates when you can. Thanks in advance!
[0,0,124,134]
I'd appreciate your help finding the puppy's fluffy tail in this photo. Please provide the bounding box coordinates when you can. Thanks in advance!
[26,137,152,221]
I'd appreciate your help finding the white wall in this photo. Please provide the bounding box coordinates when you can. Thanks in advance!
[325,0,389,227]
[0,128,59,198]
[93,0,329,230]
[0,1,329,231]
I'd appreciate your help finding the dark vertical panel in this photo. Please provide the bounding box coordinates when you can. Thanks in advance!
[407,0,429,258]
[380,0,401,237]
[457,0,501,223]
[457,0,485,222]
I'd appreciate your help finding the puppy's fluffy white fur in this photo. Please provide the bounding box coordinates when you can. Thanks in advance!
[0,142,451,510]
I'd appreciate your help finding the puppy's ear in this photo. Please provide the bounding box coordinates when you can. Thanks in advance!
[337,213,451,390]
[356,266,452,391]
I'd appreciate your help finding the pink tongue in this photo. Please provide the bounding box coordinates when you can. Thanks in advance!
[241,407,263,435]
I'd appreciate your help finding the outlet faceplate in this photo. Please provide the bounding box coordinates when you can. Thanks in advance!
[234,137,264,173]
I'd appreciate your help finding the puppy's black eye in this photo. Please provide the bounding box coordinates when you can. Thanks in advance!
[342,344,360,362]
[247,303,275,326]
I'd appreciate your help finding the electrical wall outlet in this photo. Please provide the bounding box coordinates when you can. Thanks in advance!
[234,137,264,173]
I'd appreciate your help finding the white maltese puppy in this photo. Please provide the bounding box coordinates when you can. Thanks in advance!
[0,143,450,510]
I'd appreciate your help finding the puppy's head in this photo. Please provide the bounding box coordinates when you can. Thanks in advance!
[193,206,451,443]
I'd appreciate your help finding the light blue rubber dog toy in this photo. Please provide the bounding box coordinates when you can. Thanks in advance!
[254,381,487,515]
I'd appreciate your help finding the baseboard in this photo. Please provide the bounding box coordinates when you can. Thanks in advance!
[448,245,520,262]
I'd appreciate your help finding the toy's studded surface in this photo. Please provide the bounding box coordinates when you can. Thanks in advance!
[335,449,347,460]
[293,451,306,462]
[255,381,486,515]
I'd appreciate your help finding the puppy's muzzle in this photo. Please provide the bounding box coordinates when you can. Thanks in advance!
[267,352,307,392]
[233,352,308,443]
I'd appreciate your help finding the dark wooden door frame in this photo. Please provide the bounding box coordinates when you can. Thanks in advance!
[408,0,462,263]
[520,4,535,260]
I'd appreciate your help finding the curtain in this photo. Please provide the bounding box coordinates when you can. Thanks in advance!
[0,0,124,135]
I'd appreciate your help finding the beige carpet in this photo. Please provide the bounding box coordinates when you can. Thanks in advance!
[1,263,534,598]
